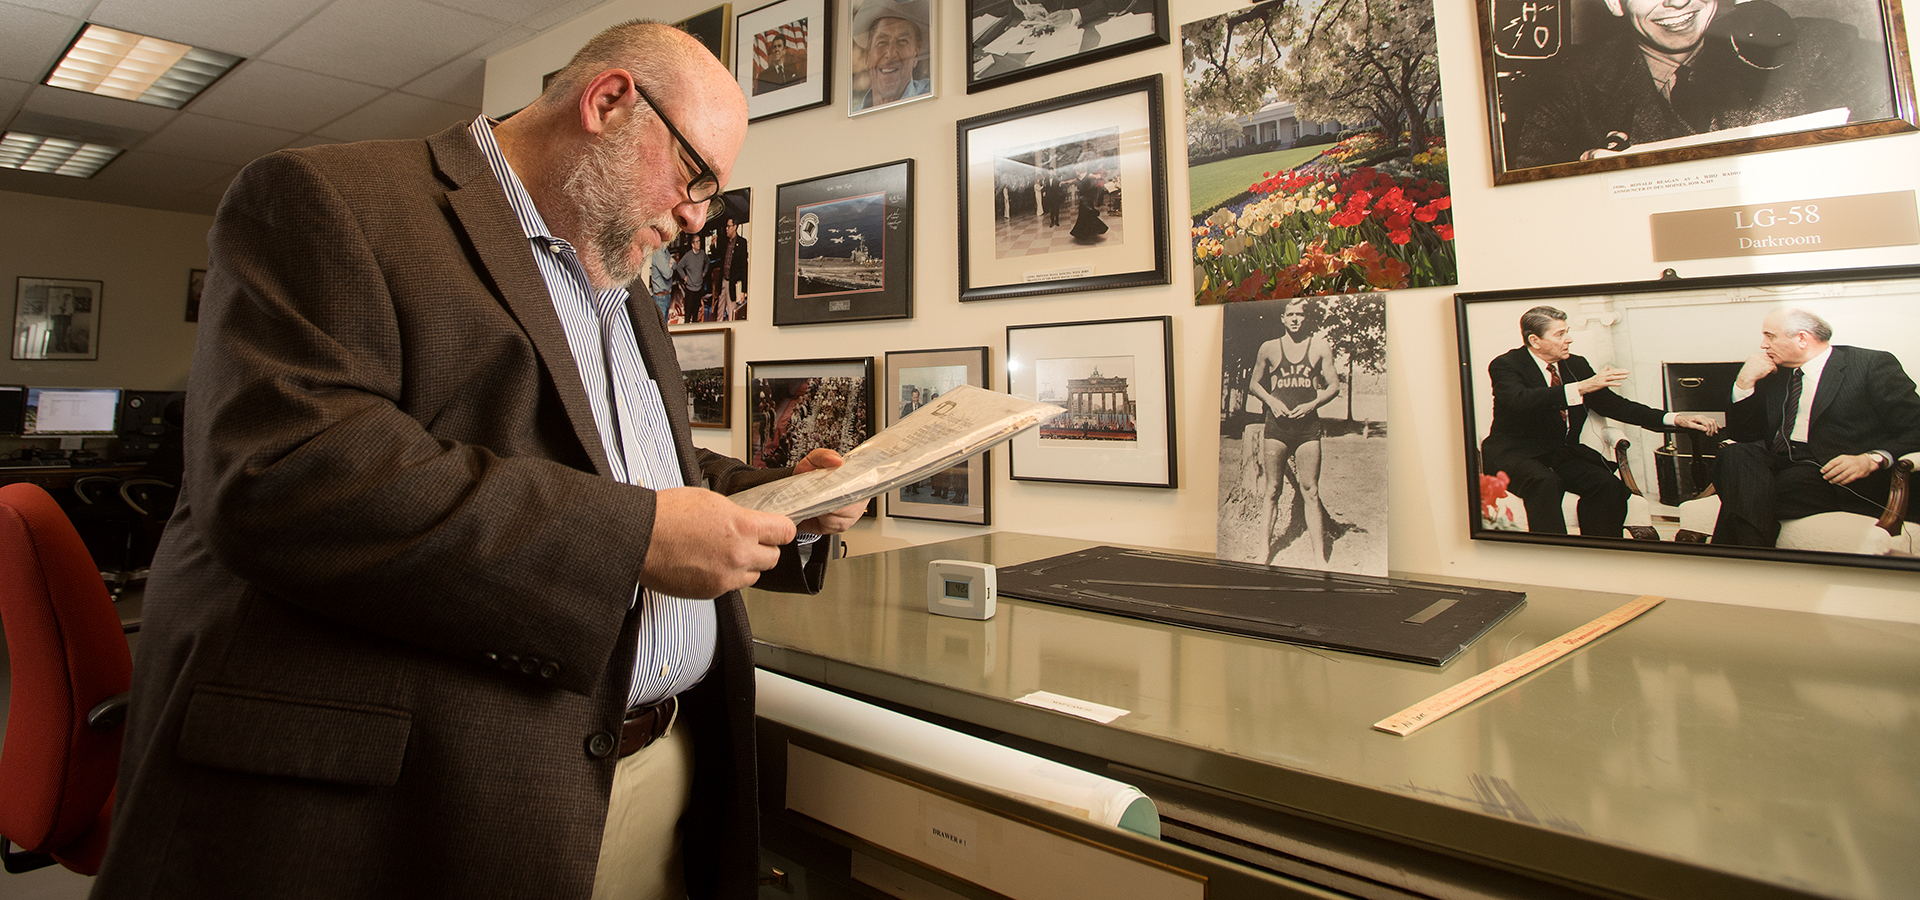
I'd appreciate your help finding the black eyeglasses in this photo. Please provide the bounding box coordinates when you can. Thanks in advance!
[632,80,724,220]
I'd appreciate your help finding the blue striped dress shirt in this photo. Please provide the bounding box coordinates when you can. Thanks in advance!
[469,117,713,709]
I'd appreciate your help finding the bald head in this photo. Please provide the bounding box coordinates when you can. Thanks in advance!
[494,21,748,290]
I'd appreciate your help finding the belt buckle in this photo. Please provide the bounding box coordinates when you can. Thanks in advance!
[619,696,677,758]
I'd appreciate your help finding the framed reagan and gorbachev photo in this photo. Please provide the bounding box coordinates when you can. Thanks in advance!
[670,327,732,429]
[965,0,1169,94]
[1480,0,1919,184]
[736,0,832,122]
[1457,264,1920,573]
[773,158,914,325]
[14,276,101,361]
[957,74,1170,302]
[1006,316,1176,488]
[885,346,991,524]
[848,0,938,116]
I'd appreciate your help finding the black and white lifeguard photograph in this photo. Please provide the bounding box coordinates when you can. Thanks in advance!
[1483,0,1917,181]
[991,128,1124,259]
[1216,294,1389,576]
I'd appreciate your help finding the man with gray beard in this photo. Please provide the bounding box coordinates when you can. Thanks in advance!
[93,21,861,900]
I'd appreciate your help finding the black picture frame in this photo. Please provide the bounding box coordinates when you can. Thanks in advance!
[964,0,1169,94]
[676,4,734,67]
[736,0,833,122]
[1006,315,1176,488]
[773,158,914,325]
[13,277,101,361]
[1478,0,1919,184]
[746,355,878,515]
[671,327,733,428]
[957,75,1169,302]
[885,346,991,524]
[1456,264,1920,572]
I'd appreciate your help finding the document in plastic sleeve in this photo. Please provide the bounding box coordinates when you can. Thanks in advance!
[728,384,1063,522]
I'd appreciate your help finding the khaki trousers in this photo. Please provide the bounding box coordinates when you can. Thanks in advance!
[591,721,694,900]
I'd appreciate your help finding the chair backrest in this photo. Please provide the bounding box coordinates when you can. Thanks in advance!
[0,482,131,875]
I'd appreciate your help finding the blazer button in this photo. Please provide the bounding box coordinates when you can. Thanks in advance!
[539,661,562,679]
[586,732,616,759]
[500,653,520,671]
[481,652,498,665]
[520,657,539,675]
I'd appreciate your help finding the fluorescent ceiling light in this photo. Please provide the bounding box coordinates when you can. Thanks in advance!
[0,132,124,178]
[43,24,241,109]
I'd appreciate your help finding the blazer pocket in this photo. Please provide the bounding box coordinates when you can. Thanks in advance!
[176,685,412,787]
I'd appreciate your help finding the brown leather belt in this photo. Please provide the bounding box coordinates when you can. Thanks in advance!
[619,696,677,758]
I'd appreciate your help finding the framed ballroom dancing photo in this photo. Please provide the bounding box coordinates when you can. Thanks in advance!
[885,346,991,524]
[957,75,1169,302]
[965,0,1169,94]
[736,0,832,122]
[747,356,877,514]
[1479,0,1919,184]
[1457,264,1920,572]
[671,328,733,428]
[13,277,101,361]
[676,4,734,67]
[773,159,914,325]
[1006,316,1175,487]
[650,188,751,324]
[849,0,938,116]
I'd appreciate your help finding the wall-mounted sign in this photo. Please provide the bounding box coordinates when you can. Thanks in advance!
[1650,191,1919,262]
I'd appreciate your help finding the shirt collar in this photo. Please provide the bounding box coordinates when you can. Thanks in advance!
[1793,345,1833,385]
[468,116,561,248]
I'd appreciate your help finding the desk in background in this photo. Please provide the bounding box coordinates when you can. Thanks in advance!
[746,533,1918,900]
[0,463,144,492]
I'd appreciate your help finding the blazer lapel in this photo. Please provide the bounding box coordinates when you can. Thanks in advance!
[1807,347,1847,426]
[428,125,616,478]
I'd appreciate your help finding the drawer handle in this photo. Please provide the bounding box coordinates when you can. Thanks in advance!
[1678,377,1705,387]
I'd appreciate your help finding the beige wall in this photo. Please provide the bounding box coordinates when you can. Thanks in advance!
[0,189,208,393]
[490,1,1920,622]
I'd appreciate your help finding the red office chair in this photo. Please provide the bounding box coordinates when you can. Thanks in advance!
[0,482,134,875]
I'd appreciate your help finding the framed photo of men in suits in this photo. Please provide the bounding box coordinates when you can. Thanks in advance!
[1456,264,1920,572]
[1479,0,1919,183]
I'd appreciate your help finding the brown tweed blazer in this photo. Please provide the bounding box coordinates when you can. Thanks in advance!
[92,123,815,900]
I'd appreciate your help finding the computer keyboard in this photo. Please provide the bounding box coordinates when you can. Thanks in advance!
[0,457,70,468]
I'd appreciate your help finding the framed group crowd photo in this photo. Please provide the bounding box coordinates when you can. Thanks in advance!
[670,328,733,428]
[1457,264,1920,572]
[746,356,878,513]
[1479,0,1919,183]
[957,75,1170,302]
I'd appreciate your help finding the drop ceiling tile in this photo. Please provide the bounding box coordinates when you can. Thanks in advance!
[0,78,31,117]
[519,0,607,32]
[260,0,505,88]
[22,85,177,137]
[0,3,80,82]
[87,148,235,190]
[189,61,385,134]
[88,0,331,56]
[140,113,302,166]
[315,91,473,142]
[2,0,90,16]
[402,57,485,107]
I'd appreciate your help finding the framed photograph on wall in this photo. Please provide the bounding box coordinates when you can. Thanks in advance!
[676,4,734,67]
[747,356,877,514]
[13,277,101,361]
[773,159,914,325]
[736,0,832,122]
[185,268,206,323]
[849,0,938,116]
[671,328,733,428]
[1479,0,1919,184]
[885,346,991,524]
[957,75,1169,302]
[965,0,1169,94]
[651,188,751,324]
[1456,264,1920,572]
[1006,316,1175,488]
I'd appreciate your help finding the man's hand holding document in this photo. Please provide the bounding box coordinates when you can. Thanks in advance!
[729,384,1064,522]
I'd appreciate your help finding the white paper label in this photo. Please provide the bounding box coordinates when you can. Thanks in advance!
[1016,691,1129,723]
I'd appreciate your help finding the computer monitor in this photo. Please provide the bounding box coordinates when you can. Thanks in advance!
[23,387,122,436]
[0,385,24,436]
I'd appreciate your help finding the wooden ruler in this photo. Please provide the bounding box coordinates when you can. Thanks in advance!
[1373,595,1666,737]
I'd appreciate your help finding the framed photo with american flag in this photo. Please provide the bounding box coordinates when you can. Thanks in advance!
[736,0,834,122]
